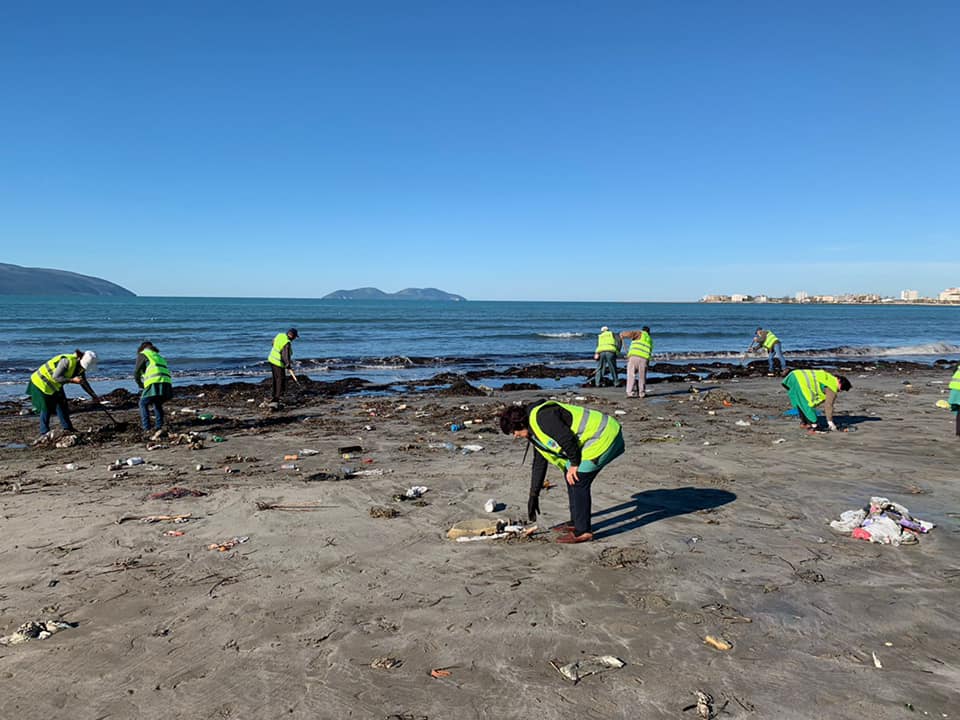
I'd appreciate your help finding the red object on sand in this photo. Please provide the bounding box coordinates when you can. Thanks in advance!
[556,532,594,544]
[851,527,872,541]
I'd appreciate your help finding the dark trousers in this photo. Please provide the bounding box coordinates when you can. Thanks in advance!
[567,469,599,535]
[40,390,73,435]
[139,396,166,430]
[594,352,619,386]
[271,364,287,402]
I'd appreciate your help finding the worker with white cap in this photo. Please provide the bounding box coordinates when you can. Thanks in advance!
[26,349,101,435]
[593,325,622,387]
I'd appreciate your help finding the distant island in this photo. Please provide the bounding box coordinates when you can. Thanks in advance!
[0,263,135,296]
[322,287,466,301]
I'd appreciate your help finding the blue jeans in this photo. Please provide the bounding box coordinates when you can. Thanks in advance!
[28,383,74,435]
[139,395,167,430]
[40,391,73,435]
[768,342,787,373]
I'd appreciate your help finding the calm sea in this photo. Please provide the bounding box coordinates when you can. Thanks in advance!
[2,297,959,399]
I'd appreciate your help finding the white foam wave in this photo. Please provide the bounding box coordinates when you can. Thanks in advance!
[538,332,584,339]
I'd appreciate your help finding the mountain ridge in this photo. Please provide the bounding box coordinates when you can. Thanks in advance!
[323,287,466,301]
[0,263,136,296]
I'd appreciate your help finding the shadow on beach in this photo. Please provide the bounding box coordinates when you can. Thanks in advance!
[591,486,736,540]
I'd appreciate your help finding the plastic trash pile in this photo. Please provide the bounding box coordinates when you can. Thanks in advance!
[829,496,935,546]
[0,620,78,646]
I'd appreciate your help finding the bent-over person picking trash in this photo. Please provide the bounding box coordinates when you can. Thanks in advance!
[27,349,101,436]
[781,368,851,431]
[499,401,625,544]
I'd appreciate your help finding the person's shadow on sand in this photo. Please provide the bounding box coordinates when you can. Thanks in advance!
[590,486,736,540]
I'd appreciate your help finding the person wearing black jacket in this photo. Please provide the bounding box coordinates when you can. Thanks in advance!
[499,400,625,544]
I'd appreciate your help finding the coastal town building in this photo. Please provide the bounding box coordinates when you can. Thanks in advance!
[795,291,809,303]
[901,289,919,301]
[939,288,960,303]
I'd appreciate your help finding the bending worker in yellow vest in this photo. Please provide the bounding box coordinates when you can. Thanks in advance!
[948,365,960,438]
[134,341,173,432]
[782,369,851,431]
[593,326,622,387]
[268,328,299,405]
[620,326,653,398]
[748,327,787,375]
[26,349,100,436]
[499,400,625,544]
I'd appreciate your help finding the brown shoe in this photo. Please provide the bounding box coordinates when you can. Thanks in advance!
[550,522,575,533]
[556,531,593,544]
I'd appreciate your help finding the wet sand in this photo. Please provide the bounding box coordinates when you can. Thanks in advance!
[0,364,958,719]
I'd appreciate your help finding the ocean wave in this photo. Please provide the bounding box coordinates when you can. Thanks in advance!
[537,332,585,338]
[658,342,960,361]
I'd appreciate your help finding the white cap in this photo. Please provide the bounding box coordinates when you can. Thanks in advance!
[600,326,609,332]
[80,351,98,373]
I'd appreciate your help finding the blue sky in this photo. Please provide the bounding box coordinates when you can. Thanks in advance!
[1,1,957,301]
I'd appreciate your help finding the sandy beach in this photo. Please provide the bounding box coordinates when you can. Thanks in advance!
[1,364,958,719]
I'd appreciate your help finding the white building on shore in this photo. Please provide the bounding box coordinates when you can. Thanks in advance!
[901,289,919,301]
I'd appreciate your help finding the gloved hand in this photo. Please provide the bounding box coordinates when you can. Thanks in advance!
[527,494,540,522]
[827,421,838,432]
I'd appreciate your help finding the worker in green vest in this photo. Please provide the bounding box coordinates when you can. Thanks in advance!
[499,400,625,544]
[781,369,851,431]
[268,328,299,405]
[948,365,960,437]
[593,326,622,387]
[26,349,100,436]
[134,341,173,431]
[620,326,653,398]
[748,327,788,375]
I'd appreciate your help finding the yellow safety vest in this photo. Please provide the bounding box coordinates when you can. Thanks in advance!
[30,354,79,395]
[141,349,172,388]
[528,401,621,470]
[792,369,839,407]
[950,366,960,392]
[628,331,653,359]
[762,331,779,350]
[596,331,618,354]
[268,333,291,367]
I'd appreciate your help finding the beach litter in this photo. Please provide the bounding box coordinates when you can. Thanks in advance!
[162,530,185,537]
[460,444,484,453]
[550,655,625,683]
[454,523,537,542]
[117,513,193,524]
[829,496,934,546]
[255,501,337,511]
[735,420,751,427]
[935,399,951,409]
[300,448,320,455]
[0,620,78,646]
[695,690,715,719]
[704,635,732,651]
[148,487,207,500]
[371,657,403,669]
[483,498,500,512]
[370,506,400,519]
[208,536,249,552]
[872,651,883,669]
[430,667,454,678]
